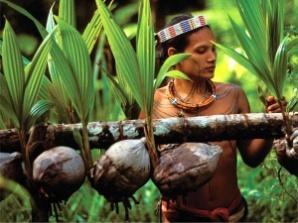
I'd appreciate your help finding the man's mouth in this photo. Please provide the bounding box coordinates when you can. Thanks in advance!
[205,66,215,72]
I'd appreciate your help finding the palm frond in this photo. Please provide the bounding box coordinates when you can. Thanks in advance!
[56,21,94,123]
[58,0,76,27]
[155,53,190,88]
[2,20,25,119]
[106,74,130,108]
[22,30,54,126]
[26,100,54,127]
[136,0,155,115]
[218,0,292,101]
[46,4,56,33]
[272,37,288,98]
[156,70,190,88]
[228,17,271,79]
[82,10,103,54]
[0,74,19,127]
[268,0,284,63]
[0,95,19,128]
[96,0,142,108]
[0,39,30,65]
[236,0,267,56]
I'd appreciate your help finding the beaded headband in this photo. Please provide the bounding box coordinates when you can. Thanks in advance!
[157,16,208,43]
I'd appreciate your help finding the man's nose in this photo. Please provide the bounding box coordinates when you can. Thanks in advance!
[207,50,216,62]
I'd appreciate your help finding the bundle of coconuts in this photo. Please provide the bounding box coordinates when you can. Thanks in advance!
[90,138,222,202]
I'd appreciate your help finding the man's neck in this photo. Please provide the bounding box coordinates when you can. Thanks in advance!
[173,78,210,100]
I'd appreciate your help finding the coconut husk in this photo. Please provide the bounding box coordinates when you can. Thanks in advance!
[0,152,25,200]
[274,129,298,176]
[90,138,150,203]
[153,143,222,197]
[32,146,85,202]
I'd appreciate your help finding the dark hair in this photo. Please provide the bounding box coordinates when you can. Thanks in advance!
[157,14,209,65]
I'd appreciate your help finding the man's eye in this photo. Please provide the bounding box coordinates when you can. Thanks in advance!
[196,47,207,54]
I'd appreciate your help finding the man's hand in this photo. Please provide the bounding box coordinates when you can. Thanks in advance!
[265,96,287,113]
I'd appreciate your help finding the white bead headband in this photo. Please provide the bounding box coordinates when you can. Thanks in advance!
[157,16,208,43]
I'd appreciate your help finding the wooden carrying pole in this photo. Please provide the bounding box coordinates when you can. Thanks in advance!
[1,113,297,153]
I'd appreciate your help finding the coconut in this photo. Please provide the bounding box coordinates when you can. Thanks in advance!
[32,146,85,202]
[0,152,25,200]
[153,143,222,197]
[90,137,150,202]
[274,129,298,176]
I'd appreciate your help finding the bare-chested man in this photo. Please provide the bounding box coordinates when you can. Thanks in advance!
[153,15,285,222]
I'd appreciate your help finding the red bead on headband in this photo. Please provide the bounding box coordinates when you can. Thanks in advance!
[157,16,207,43]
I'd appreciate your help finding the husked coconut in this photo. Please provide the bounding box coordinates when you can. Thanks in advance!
[153,143,222,197]
[274,129,298,176]
[0,152,24,200]
[90,137,150,202]
[32,146,85,202]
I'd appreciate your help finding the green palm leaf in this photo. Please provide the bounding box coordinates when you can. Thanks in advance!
[228,17,271,79]
[96,0,142,107]
[217,0,293,100]
[0,95,19,127]
[39,76,52,100]
[155,53,190,88]
[47,47,73,119]
[46,4,56,33]
[56,21,94,122]
[106,74,130,108]
[82,10,103,54]
[58,0,76,27]
[236,0,267,56]
[22,31,54,127]
[136,0,155,114]
[0,39,30,65]
[2,20,25,118]
[268,0,284,62]
[156,70,190,88]
[272,37,288,98]
[26,100,54,127]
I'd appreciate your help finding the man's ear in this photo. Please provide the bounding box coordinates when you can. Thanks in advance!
[167,47,176,57]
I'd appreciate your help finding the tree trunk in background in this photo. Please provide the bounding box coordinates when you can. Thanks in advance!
[1,113,297,153]
[152,0,207,30]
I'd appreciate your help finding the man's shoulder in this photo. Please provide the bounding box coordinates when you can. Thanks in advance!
[215,82,243,93]
[155,85,168,97]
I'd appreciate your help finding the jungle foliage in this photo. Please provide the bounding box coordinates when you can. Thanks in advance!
[0,0,297,222]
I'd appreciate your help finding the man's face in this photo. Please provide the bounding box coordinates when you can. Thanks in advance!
[176,27,217,81]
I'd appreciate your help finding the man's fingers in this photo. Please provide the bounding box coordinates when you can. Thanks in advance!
[267,103,282,112]
[290,129,298,141]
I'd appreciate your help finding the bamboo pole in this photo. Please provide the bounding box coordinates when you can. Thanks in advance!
[1,113,297,153]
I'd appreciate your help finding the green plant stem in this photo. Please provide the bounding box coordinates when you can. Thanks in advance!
[144,116,159,169]
[277,99,293,147]
[18,129,31,178]
[82,123,93,171]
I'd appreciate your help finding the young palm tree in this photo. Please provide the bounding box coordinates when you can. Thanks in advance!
[96,0,190,167]
[216,0,298,145]
[0,0,105,123]
[1,20,54,178]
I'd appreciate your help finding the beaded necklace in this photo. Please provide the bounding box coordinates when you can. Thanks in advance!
[167,80,216,114]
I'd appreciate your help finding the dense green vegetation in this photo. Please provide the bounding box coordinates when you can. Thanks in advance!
[0,0,297,222]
